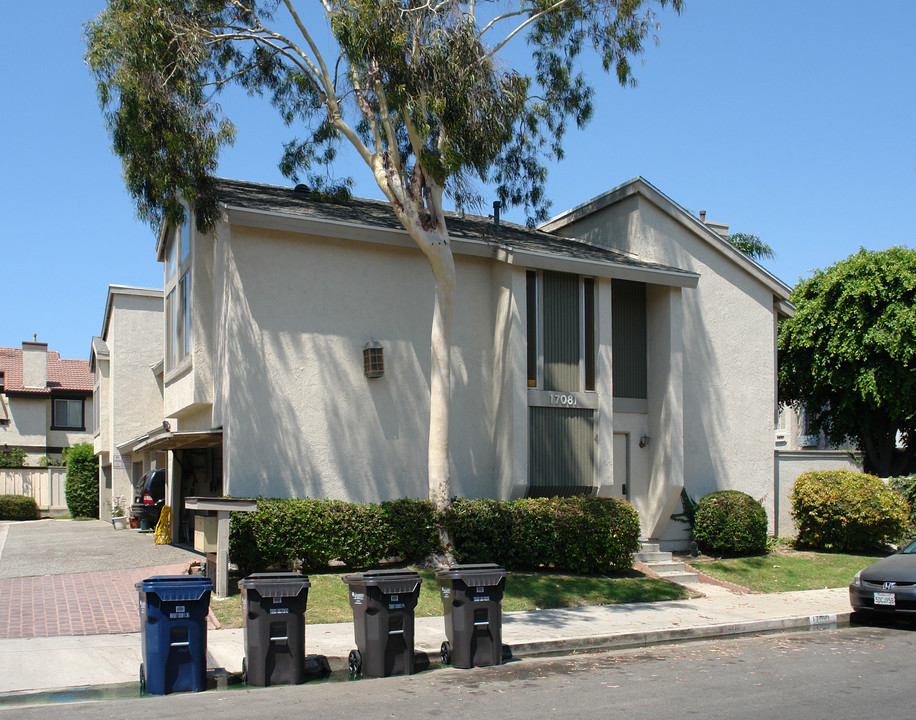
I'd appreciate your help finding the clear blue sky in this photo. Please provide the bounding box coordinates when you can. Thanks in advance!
[2,1,914,362]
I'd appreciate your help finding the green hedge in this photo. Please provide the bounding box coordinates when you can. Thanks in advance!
[230,497,439,574]
[791,470,909,551]
[692,490,768,556]
[230,495,641,575]
[64,443,99,519]
[441,495,641,574]
[0,495,39,521]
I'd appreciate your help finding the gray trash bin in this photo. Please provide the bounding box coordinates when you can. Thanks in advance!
[343,569,422,677]
[436,564,507,668]
[240,572,310,686]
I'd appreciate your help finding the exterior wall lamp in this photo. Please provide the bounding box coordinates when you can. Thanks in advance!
[639,435,650,449]
[363,340,384,379]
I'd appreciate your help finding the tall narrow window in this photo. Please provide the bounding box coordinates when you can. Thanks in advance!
[612,280,647,399]
[526,271,539,387]
[165,213,193,371]
[583,278,596,392]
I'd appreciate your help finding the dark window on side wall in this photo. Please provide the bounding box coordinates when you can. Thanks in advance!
[583,278,596,392]
[527,271,538,387]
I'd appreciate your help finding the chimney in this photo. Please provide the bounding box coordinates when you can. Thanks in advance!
[22,340,48,389]
[493,200,501,231]
[699,210,706,223]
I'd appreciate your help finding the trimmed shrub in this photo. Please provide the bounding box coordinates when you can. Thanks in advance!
[791,470,909,551]
[693,490,768,556]
[229,497,438,574]
[230,495,639,575]
[0,447,27,468]
[0,495,39,521]
[442,495,641,574]
[64,442,99,519]
[889,475,916,532]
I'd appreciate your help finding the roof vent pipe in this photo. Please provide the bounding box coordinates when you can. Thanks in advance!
[493,201,501,230]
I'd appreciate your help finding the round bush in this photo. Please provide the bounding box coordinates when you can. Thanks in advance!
[693,490,768,556]
[791,470,909,551]
[0,495,39,521]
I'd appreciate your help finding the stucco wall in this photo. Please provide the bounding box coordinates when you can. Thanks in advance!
[552,195,780,540]
[212,224,499,503]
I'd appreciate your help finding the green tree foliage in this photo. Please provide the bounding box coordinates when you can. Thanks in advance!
[791,470,909,551]
[692,490,768,556]
[778,247,916,477]
[64,443,100,519]
[727,232,774,261]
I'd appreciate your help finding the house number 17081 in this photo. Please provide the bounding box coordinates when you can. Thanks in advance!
[549,393,578,407]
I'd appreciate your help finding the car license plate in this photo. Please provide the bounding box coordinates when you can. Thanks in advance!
[874,592,896,606]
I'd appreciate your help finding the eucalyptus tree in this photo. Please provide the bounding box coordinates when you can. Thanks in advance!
[85,0,683,514]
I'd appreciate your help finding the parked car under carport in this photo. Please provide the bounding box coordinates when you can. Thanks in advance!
[131,469,165,527]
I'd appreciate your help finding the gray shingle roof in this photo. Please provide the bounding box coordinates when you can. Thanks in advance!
[214,178,694,278]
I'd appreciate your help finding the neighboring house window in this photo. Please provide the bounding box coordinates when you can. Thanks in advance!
[527,270,597,392]
[611,280,647,399]
[53,398,84,430]
[166,214,193,370]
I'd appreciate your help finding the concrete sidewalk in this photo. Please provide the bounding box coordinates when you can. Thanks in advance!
[0,583,852,695]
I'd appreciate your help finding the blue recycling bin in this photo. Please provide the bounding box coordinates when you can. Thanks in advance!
[136,575,213,695]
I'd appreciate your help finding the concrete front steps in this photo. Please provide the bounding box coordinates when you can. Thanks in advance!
[633,542,699,585]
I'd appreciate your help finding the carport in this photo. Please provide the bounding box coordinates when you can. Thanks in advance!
[128,428,224,546]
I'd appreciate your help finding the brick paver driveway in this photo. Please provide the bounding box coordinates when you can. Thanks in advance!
[0,519,204,638]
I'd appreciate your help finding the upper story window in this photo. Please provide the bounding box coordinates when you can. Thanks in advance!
[527,270,597,393]
[165,213,193,371]
[53,398,85,430]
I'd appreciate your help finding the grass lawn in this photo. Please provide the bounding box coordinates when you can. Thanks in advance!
[690,544,888,593]
[210,568,689,628]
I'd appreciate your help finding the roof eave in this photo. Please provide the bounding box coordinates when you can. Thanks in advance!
[539,176,793,301]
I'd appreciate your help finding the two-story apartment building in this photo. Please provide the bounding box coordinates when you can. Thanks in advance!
[110,176,793,547]
[90,285,165,518]
[0,340,92,464]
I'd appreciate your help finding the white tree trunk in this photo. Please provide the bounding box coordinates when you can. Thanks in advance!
[427,244,456,511]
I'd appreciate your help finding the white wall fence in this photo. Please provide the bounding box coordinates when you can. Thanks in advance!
[0,467,68,516]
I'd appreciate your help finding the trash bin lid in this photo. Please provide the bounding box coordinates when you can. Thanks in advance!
[240,572,310,597]
[136,575,213,601]
[342,568,421,594]
[435,563,507,586]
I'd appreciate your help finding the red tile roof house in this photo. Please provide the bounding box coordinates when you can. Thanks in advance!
[0,340,93,465]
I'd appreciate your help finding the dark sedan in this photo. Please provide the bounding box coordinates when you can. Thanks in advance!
[849,539,916,614]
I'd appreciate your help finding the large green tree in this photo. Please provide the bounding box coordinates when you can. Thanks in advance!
[778,247,916,477]
[85,0,683,515]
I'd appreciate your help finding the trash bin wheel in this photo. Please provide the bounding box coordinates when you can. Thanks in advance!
[348,649,362,676]
[440,641,451,665]
[241,657,248,685]
[139,663,146,692]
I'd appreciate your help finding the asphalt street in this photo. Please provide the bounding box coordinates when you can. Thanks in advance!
[3,623,914,719]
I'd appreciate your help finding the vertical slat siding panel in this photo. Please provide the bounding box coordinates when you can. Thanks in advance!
[612,280,647,399]
[542,271,580,392]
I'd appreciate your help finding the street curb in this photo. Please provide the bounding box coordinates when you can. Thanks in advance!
[498,611,853,658]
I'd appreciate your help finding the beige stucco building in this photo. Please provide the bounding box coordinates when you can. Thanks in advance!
[0,340,92,465]
[101,176,800,547]
[91,285,165,518]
